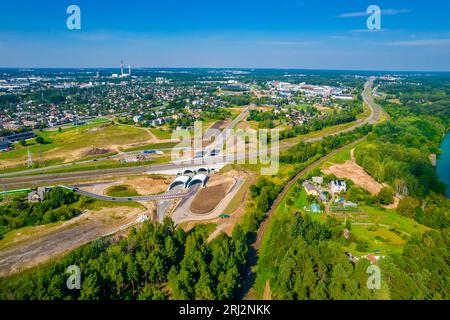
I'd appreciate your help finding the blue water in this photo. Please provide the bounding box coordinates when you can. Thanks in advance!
[437,132,450,198]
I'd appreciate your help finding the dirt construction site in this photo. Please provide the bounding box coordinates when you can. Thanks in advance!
[323,149,399,208]
[0,168,251,277]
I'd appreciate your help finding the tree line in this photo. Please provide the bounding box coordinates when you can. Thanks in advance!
[0,187,81,240]
[355,115,449,229]
[279,105,363,140]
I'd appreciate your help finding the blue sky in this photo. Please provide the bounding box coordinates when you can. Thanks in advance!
[1,0,449,70]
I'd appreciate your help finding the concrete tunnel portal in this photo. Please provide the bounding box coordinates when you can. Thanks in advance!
[168,175,191,191]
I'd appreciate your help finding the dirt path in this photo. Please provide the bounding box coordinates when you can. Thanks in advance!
[263,280,272,300]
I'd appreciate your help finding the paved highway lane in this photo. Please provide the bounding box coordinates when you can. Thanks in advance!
[66,184,197,202]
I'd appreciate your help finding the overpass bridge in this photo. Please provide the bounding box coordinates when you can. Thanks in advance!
[64,185,198,202]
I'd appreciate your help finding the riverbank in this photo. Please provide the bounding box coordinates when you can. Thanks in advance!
[437,131,450,197]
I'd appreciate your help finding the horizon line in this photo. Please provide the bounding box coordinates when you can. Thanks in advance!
[1,66,450,73]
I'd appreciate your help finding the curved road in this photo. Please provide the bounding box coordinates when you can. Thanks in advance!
[66,183,199,202]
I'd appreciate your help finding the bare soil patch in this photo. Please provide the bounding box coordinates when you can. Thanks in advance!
[86,123,111,133]
[124,175,172,195]
[83,147,111,156]
[324,160,384,195]
[209,120,228,131]
[190,180,233,214]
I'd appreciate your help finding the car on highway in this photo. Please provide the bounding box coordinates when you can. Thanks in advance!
[210,149,220,156]
[194,151,208,159]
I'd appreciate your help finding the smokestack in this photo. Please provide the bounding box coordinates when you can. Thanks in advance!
[121,60,124,75]
[129,64,131,76]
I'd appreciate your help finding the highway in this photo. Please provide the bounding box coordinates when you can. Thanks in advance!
[0,80,382,188]
[203,106,250,152]
[0,145,185,178]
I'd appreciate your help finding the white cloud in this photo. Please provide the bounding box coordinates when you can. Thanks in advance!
[382,9,411,15]
[337,8,410,18]
[350,29,388,34]
[386,39,450,46]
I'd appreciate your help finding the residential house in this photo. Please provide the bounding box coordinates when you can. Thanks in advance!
[303,181,320,196]
[330,180,347,193]
[27,187,49,203]
[0,137,10,150]
[312,176,324,185]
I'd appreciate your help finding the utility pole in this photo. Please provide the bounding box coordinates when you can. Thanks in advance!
[39,147,43,166]
[27,148,34,168]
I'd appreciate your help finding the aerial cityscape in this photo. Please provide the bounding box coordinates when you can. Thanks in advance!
[0,0,449,310]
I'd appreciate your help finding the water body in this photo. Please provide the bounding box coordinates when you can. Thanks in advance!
[437,132,450,198]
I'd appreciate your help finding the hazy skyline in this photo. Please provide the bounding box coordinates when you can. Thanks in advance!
[1,0,450,71]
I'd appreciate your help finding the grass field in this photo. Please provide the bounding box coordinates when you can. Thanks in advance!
[347,224,406,254]
[0,122,152,170]
[150,128,173,140]
[105,185,140,197]
[313,204,430,255]
[77,199,144,210]
[320,140,365,168]
[121,142,178,152]
[0,223,60,250]
[223,176,252,214]
[294,188,308,209]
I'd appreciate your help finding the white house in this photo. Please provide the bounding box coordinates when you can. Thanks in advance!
[330,180,347,193]
[133,115,143,123]
[312,176,324,185]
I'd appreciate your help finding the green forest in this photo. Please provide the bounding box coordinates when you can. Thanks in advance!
[0,187,82,239]
[258,213,377,299]
[280,104,363,140]
[0,219,249,300]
